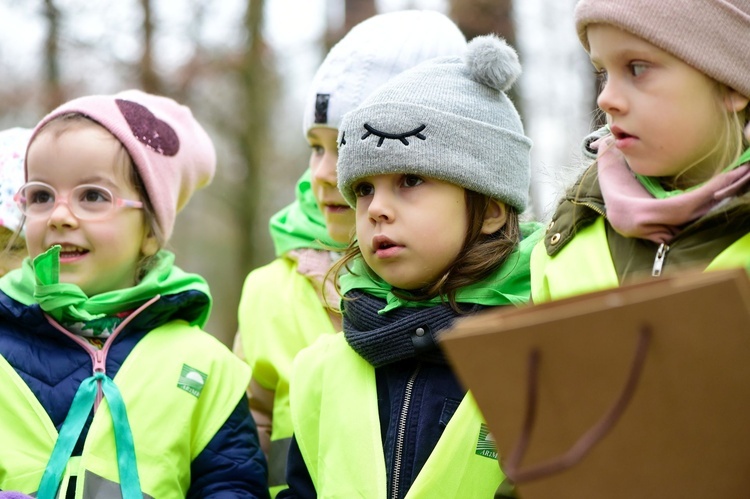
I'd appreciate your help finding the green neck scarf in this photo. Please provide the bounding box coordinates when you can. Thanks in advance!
[269,169,347,257]
[340,221,544,314]
[0,246,212,328]
[636,147,750,199]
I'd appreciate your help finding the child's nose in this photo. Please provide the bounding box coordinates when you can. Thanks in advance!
[597,79,626,115]
[367,190,394,222]
[47,200,78,229]
[312,151,338,186]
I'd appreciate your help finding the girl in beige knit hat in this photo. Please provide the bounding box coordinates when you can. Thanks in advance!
[532,0,750,303]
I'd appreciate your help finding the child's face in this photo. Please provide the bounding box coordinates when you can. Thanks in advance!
[307,126,354,244]
[24,123,155,296]
[589,24,736,184]
[353,173,468,290]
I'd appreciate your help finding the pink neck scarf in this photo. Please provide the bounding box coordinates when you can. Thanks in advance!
[596,137,750,244]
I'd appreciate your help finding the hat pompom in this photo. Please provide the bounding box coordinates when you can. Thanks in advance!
[465,35,521,92]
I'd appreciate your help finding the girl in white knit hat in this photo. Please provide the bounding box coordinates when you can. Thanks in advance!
[233,11,468,497]
[532,0,750,302]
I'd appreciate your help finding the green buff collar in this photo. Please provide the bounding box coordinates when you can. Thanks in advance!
[636,147,750,199]
[269,169,347,257]
[0,246,212,328]
[340,221,544,314]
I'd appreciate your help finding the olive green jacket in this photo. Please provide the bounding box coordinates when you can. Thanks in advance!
[533,165,750,296]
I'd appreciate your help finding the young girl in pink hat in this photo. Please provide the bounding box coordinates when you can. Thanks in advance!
[0,91,268,498]
[532,0,750,302]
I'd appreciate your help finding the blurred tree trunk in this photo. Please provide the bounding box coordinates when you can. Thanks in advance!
[137,0,162,94]
[449,0,516,44]
[325,0,377,50]
[448,0,522,111]
[41,0,64,110]
[238,0,272,272]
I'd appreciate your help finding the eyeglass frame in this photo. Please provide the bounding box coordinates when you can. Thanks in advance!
[14,181,144,221]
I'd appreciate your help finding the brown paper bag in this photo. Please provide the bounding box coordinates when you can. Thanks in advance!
[441,268,750,498]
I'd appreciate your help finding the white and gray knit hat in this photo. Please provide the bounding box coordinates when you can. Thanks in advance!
[301,10,467,135]
[337,34,531,211]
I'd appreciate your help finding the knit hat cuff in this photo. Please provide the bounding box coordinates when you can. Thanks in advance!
[338,101,531,210]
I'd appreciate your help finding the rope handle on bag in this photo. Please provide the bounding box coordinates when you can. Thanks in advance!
[503,325,652,483]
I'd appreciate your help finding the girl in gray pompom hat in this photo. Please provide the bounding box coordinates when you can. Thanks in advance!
[280,35,543,498]
[533,0,750,303]
[234,11,469,497]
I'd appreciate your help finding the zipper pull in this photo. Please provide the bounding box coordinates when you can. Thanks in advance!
[652,243,670,277]
[93,348,106,374]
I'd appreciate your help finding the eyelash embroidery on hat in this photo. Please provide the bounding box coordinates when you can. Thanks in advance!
[339,131,346,147]
[116,99,180,156]
[361,124,426,147]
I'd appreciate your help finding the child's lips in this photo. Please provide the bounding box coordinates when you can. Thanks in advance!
[324,203,350,213]
[372,235,403,258]
[610,126,638,148]
[51,244,89,262]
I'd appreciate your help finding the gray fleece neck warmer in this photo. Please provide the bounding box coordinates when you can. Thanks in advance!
[343,290,480,368]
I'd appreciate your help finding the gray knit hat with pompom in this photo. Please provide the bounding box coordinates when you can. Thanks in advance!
[337,34,531,211]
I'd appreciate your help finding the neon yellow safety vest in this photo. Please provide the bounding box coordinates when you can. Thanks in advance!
[0,320,250,498]
[531,216,750,303]
[291,333,504,498]
[237,256,337,495]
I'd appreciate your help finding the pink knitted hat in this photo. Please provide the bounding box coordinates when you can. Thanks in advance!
[574,0,750,98]
[28,90,216,241]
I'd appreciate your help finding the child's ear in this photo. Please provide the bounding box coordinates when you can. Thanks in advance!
[480,199,507,235]
[141,231,159,257]
[724,89,749,113]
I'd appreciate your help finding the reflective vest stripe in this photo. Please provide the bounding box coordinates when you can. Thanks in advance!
[292,334,503,498]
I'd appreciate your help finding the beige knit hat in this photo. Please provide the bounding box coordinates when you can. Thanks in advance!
[574,0,750,98]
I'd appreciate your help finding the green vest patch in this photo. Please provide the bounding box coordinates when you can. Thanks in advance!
[177,364,208,397]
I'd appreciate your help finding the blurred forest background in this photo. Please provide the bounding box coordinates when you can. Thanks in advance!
[0,0,595,345]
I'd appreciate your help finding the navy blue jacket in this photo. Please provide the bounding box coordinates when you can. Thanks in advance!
[280,358,465,499]
[0,289,269,499]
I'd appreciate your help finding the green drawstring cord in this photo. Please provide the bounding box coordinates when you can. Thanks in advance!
[37,372,142,499]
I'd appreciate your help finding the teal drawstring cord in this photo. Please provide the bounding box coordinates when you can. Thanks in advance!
[37,372,142,499]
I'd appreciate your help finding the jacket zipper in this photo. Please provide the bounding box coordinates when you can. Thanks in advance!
[43,295,161,410]
[570,199,606,218]
[652,243,670,277]
[391,364,421,499]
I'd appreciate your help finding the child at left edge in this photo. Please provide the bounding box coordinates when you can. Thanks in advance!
[0,127,32,276]
[279,36,543,498]
[0,90,268,498]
